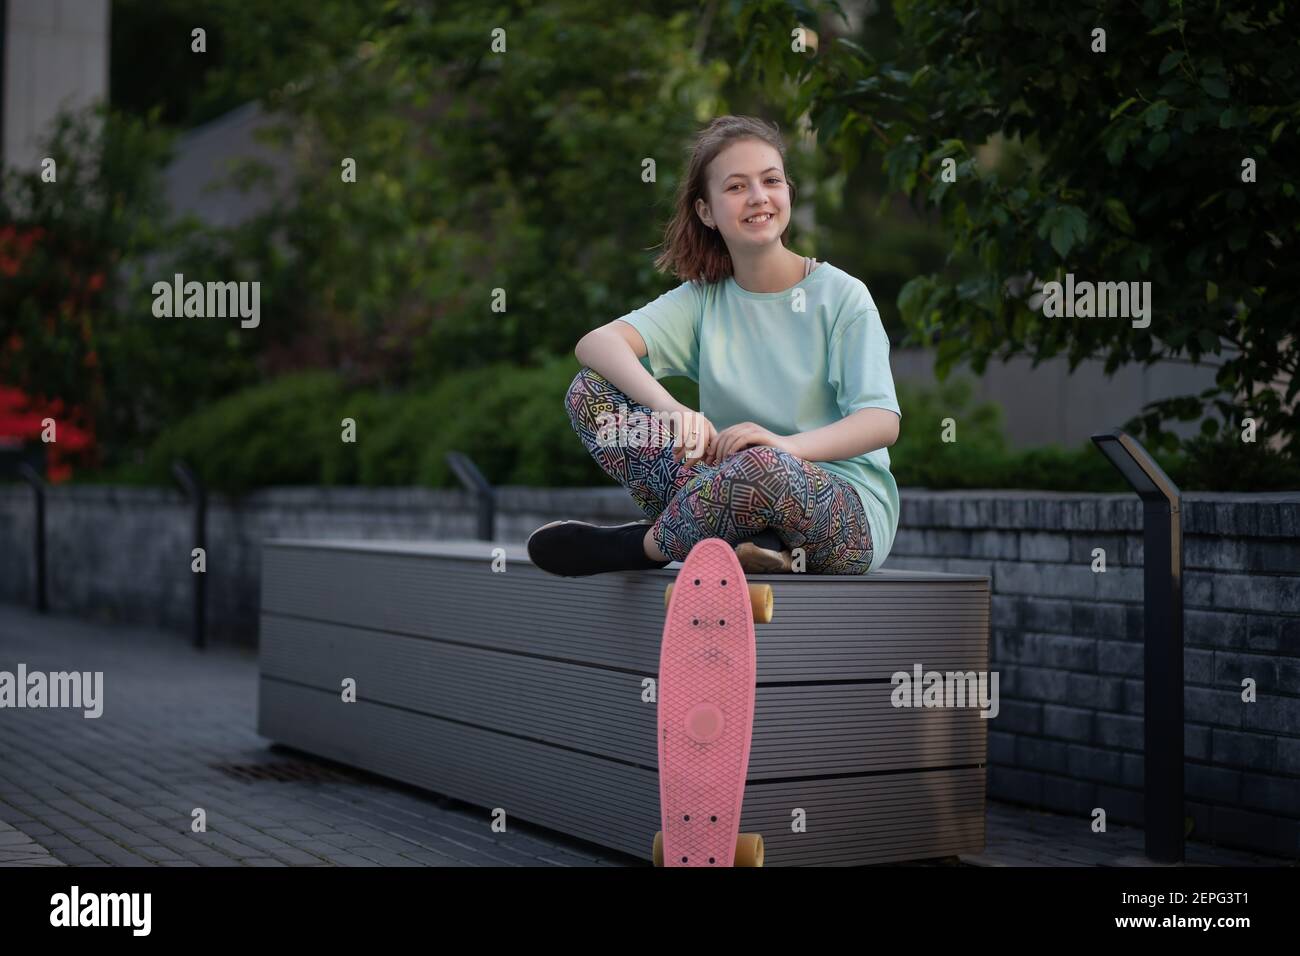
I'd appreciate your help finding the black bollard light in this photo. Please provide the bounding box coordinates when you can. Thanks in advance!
[16,462,48,613]
[445,451,495,541]
[1091,428,1184,863]
[171,461,207,650]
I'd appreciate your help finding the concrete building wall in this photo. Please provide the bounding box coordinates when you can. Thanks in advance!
[2,0,110,171]
[891,348,1220,450]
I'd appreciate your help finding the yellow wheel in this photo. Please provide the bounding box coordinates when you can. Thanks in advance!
[664,583,774,624]
[748,584,773,624]
[735,832,765,867]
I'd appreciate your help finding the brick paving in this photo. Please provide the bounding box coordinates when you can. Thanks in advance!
[0,603,1290,868]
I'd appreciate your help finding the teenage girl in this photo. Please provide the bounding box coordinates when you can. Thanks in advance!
[528,115,901,577]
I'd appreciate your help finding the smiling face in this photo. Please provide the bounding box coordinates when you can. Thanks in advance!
[695,138,792,252]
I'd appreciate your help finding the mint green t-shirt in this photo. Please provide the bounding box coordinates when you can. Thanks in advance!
[615,262,901,571]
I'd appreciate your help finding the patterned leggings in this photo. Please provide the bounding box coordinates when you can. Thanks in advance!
[565,367,874,574]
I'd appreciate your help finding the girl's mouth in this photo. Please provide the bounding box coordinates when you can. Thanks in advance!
[742,212,774,226]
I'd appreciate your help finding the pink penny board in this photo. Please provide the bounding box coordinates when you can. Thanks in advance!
[658,538,757,867]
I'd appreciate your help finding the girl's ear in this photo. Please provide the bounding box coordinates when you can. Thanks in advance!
[694,196,712,230]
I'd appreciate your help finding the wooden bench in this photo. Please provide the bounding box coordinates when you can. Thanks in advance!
[257,539,990,865]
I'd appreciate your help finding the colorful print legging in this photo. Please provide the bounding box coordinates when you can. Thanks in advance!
[565,367,875,574]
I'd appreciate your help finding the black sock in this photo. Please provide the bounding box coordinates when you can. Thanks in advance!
[616,522,671,570]
[529,520,671,576]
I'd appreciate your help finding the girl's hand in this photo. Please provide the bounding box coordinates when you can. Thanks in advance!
[710,422,793,464]
[669,409,718,465]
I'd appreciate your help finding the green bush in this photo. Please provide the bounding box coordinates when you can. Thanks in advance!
[111,360,632,495]
[319,389,406,487]
[130,372,348,495]
[1171,432,1300,493]
[108,364,1295,495]
[891,377,1127,491]
[890,377,1006,488]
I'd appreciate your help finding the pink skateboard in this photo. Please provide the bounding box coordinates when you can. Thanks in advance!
[653,538,772,867]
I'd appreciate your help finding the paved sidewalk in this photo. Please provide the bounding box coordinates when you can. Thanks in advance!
[0,603,1290,868]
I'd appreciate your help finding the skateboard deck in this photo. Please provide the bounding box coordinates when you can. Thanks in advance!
[656,538,762,867]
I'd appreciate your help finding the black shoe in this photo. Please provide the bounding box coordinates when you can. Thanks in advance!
[526,519,671,577]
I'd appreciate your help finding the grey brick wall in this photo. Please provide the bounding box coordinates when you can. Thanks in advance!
[1,484,1297,859]
[886,491,1300,861]
[0,484,661,640]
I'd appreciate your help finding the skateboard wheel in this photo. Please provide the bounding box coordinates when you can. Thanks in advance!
[735,832,764,867]
[665,582,774,624]
[654,829,763,867]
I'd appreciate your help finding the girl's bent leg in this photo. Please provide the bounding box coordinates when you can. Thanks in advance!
[565,366,701,520]
[649,445,874,574]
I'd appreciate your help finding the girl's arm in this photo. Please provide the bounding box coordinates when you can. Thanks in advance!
[783,407,900,461]
[712,408,898,464]
[575,324,687,415]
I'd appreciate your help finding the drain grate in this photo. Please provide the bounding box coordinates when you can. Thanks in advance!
[212,760,361,784]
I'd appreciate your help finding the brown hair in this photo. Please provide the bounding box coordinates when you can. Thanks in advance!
[651,115,798,285]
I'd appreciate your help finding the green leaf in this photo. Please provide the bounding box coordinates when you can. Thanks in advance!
[1271,120,1286,143]
[1158,50,1185,74]
[1109,97,1137,120]
[897,275,935,328]
[1148,131,1170,156]
[1206,280,1218,302]
[1038,205,1088,259]
[1200,76,1229,99]
[1103,198,1136,235]
[1143,101,1170,129]
[1201,58,1227,78]
[1104,128,1131,165]
[834,37,870,60]
[1219,107,1244,128]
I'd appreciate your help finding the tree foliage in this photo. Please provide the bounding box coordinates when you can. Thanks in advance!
[0,109,259,470]
[739,0,1299,457]
[210,0,727,385]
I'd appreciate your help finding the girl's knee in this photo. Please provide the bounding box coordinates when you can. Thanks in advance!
[723,445,800,480]
[566,367,615,429]
[567,366,607,402]
[712,447,807,513]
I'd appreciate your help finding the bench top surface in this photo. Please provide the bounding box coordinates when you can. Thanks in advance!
[264,537,989,583]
